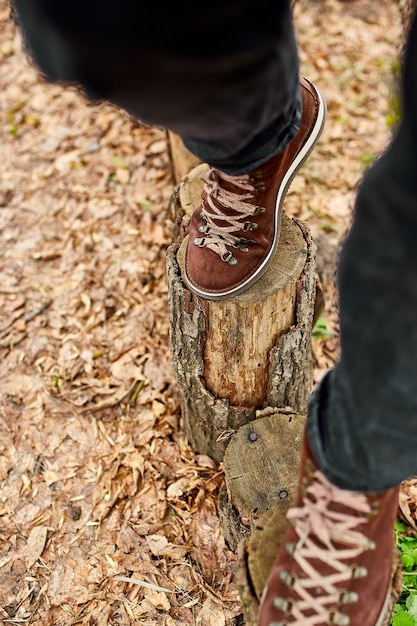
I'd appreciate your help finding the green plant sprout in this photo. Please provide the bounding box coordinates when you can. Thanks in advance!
[392,521,417,626]
[312,316,334,340]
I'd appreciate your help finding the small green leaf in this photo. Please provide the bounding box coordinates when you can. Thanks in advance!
[111,155,128,168]
[128,379,145,408]
[406,594,417,620]
[409,549,417,566]
[402,553,415,570]
[361,151,375,166]
[404,574,417,592]
[392,611,416,626]
[396,521,406,534]
[136,200,151,211]
[312,316,334,339]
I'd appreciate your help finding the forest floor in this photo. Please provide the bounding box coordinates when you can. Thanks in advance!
[1,1,415,624]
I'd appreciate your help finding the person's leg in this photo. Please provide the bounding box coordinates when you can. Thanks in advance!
[11,0,326,300]
[308,10,417,494]
[11,0,300,172]
[258,8,417,626]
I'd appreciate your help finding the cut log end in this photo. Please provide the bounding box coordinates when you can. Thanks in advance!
[219,411,305,551]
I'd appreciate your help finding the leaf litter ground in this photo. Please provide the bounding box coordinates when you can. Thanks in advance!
[0,0,413,624]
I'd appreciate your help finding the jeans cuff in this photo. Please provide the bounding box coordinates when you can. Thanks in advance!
[183,90,302,175]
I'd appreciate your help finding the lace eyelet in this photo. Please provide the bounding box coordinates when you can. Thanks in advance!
[339,590,359,605]
[221,251,238,266]
[233,241,249,252]
[279,571,297,588]
[328,610,350,625]
[350,564,368,579]
[285,542,296,555]
[273,597,293,613]
[243,221,256,231]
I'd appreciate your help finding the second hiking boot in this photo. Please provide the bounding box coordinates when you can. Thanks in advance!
[257,431,402,626]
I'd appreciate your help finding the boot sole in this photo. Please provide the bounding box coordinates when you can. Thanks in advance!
[188,84,327,301]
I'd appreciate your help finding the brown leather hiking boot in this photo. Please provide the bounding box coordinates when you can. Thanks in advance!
[257,432,402,626]
[184,77,326,300]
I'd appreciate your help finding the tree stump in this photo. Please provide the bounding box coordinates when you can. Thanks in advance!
[166,164,318,463]
[166,131,201,185]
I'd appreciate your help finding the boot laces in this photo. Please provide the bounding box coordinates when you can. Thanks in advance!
[193,167,263,264]
[272,470,373,626]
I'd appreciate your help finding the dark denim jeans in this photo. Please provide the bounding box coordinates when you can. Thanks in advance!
[309,124,417,492]
[12,0,301,174]
[308,11,417,492]
[11,0,417,491]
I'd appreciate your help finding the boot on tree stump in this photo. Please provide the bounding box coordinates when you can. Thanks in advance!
[166,163,320,462]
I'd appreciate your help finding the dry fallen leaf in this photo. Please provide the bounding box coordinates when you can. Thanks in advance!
[25,525,48,568]
[0,1,404,624]
[399,478,417,530]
